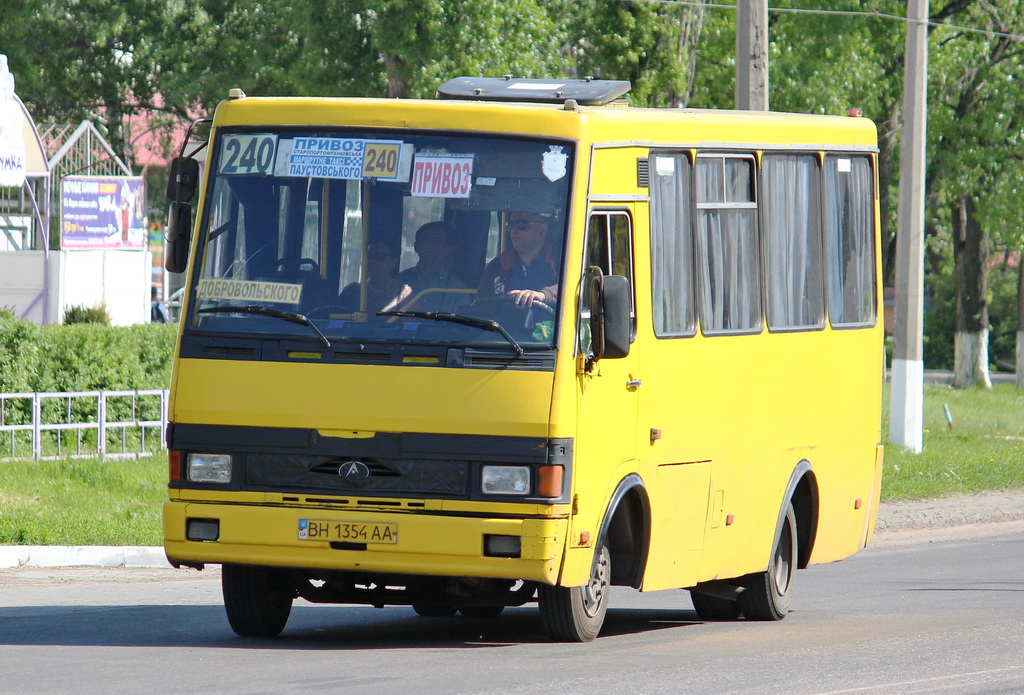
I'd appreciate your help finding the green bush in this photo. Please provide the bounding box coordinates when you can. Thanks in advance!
[63,302,113,325]
[0,319,176,451]
[0,318,176,425]
[0,317,41,397]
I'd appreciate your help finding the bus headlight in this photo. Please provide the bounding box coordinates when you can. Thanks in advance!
[481,465,530,495]
[188,453,233,483]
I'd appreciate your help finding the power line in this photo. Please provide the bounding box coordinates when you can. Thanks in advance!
[635,1,1024,42]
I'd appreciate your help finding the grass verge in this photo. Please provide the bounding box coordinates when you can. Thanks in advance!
[1,384,1023,545]
[0,455,165,545]
[882,383,1024,499]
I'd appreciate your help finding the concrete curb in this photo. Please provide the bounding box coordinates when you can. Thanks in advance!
[0,545,171,569]
[3,491,1023,569]
[873,490,1024,534]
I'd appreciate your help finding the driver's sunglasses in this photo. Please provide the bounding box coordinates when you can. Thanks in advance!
[507,219,543,231]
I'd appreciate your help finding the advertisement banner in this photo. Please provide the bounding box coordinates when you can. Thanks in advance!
[0,55,27,187]
[61,176,146,249]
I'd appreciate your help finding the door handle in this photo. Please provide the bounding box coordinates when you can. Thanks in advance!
[626,378,642,389]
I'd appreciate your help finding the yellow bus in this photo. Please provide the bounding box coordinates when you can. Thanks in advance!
[162,77,884,642]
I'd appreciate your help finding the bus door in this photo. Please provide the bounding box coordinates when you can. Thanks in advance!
[571,208,640,568]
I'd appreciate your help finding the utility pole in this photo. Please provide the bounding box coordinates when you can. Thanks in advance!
[890,0,929,453]
[736,0,769,110]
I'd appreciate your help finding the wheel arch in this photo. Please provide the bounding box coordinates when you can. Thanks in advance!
[596,473,652,589]
[782,460,819,569]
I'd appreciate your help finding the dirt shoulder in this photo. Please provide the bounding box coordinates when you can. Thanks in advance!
[875,489,1024,534]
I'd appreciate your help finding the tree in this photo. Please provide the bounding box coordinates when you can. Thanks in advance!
[767,1,907,286]
[925,0,1024,387]
[565,0,708,107]
[304,1,571,100]
[0,0,162,161]
[1,1,576,160]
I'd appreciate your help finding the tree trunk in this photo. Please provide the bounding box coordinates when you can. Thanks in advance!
[1016,254,1024,389]
[382,54,408,99]
[952,195,991,389]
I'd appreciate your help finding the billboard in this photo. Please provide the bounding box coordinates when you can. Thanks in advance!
[0,55,27,187]
[61,176,146,249]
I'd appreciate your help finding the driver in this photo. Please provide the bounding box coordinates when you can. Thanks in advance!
[477,212,559,308]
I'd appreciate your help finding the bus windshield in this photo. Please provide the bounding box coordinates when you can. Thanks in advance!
[187,129,574,352]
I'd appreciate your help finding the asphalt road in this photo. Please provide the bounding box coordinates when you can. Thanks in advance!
[1,522,1022,695]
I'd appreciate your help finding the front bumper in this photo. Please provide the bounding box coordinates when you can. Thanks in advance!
[163,500,568,584]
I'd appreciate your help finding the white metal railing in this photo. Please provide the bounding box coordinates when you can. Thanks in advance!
[0,390,168,460]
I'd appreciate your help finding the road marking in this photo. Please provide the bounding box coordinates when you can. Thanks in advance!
[816,666,1024,694]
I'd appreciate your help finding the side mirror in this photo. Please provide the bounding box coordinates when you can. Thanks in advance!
[591,273,631,360]
[166,157,200,202]
[165,202,193,273]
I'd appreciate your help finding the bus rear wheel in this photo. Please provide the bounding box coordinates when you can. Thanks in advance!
[412,603,457,617]
[222,564,294,637]
[739,503,797,621]
[538,544,610,642]
[690,591,742,621]
[459,606,505,618]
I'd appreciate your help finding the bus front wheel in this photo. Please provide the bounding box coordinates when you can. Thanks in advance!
[739,503,797,620]
[222,564,294,637]
[538,544,610,642]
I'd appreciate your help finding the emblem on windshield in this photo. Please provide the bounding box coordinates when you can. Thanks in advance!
[339,460,371,478]
[542,145,567,182]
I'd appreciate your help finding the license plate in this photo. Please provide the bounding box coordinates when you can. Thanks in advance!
[298,519,398,544]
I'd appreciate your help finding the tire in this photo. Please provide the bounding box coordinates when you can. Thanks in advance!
[221,564,294,637]
[459,606,505,618]
[538,544,610,642]
[739,503,797,621]
[412,603,458,617]
[690,591,742,621]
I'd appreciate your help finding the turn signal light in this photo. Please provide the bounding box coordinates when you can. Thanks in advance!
[538,465,564,498]
[168,450,182,482]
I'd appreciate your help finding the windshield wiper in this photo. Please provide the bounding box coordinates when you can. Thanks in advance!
[377,310,524,358]
[198,305,332,349]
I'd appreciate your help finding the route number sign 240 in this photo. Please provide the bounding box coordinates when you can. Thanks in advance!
[218,134,277,175]
[217,134,404,181]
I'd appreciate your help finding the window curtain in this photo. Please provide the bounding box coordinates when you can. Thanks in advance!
[763,154,823,329]
[825,156,875,325]
[650,154,694,336]
[697,157,760,333]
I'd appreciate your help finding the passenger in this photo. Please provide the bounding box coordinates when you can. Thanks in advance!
[339,243,411,313]
[397,221,467,312]
[478,212,559,307]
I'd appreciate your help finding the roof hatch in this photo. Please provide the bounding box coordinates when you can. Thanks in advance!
[436,76,631,106]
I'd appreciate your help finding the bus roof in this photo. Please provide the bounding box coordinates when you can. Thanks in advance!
[213,87,878,150]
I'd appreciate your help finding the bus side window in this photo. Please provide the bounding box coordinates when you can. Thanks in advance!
[762,153,824,331]
[824,155,876,326]
[650,152,696,337]
[580,211,635,355]
[695,154,761,334]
